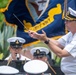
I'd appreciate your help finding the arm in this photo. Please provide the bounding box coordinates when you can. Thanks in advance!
[28,30,71,58]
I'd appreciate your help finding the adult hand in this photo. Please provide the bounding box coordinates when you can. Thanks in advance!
[28,30,48,41]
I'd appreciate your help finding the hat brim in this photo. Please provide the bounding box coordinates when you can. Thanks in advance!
[10,42,22,49]
[65,15,76,20]
[11,46,22,49]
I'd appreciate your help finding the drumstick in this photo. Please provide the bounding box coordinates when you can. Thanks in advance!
[46,61,57,75]
[7,57,12,66]
[22,57,27,64]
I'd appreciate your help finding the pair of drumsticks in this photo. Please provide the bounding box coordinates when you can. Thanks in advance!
[7,58,56,75]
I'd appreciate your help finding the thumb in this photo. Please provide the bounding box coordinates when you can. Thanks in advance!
[42,30,46,35]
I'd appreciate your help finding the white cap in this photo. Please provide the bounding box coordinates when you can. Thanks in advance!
[0,66,19,74]
[23,60,48,74]
[7,37,25,44]
[68,7,76,17]
[30,47,49,55]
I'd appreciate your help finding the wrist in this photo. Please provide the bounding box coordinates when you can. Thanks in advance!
[44,39,50,44]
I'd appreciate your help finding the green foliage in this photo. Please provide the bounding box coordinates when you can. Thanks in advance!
[0,13,4,22]
[54,55,61,66]
[0,22,16,59]
[0,0,16,60]
[0,53,3,59]
[0,0,9,8]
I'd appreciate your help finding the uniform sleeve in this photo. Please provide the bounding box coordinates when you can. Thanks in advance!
[57,32,71,47]
[57,37,66,47]
[64,40,76,58]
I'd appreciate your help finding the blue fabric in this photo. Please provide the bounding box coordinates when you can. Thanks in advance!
[3,0,68,45]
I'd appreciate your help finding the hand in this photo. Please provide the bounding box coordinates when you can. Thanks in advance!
[28,30,48,41]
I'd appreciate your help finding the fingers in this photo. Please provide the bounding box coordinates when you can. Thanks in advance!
[42,30,46,35]
[28,30,47,41]
[28,30,38,39]
[28,30,33,34]
[28,30,34,36]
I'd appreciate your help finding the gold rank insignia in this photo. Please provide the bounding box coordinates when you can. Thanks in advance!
[36,49,40,54]
[15,40,19,44]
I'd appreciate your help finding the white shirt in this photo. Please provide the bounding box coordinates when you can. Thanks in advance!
[57,32,76,75]
[5,54,31,60]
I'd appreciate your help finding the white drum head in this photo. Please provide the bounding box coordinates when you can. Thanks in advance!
[23,60,48,74]
[0,66,19,74]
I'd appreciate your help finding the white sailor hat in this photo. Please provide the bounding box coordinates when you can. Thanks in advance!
[65,7,76,20]
[7,37,25,48]
[23,60,48,74]
[30,47,49,57]
[0,65,19,74]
